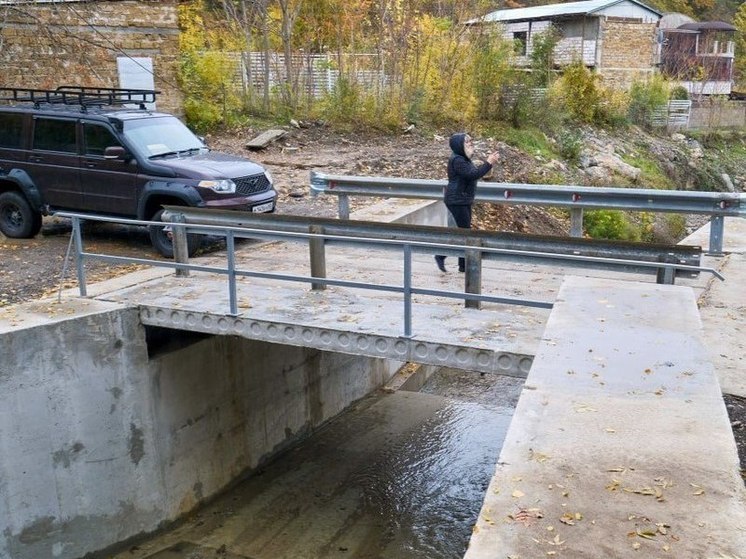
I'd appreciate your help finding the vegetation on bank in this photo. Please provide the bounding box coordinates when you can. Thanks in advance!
[178,1,745,242]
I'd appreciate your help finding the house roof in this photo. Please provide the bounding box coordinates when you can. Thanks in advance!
[678,21,737,32]
[466,0,662,24]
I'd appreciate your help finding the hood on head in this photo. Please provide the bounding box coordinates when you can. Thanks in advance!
[449,133,468,157]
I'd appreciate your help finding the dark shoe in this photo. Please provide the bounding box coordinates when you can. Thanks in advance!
[435,256,447,273]
[458,260,465,273]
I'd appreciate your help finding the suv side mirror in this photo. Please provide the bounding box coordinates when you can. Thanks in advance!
[104,146,129,160]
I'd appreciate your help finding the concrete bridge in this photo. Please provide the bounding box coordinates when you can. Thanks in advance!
[0,199,745,558]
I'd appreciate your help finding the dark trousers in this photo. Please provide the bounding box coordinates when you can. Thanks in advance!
[437,204,472,270]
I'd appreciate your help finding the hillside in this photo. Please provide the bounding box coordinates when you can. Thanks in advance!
[207,122,746,243]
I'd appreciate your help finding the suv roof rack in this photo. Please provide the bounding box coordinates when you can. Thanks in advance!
[0,86,159,110]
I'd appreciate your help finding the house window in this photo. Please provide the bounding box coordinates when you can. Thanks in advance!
[513,31,528,55]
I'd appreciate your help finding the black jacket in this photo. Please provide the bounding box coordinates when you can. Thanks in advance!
[444,133,493,206]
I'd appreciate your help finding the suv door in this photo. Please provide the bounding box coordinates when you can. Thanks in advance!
[27,117,81,209]
[79,121,138,216]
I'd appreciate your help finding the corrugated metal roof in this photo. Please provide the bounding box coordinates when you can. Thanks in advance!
[466,0,661,24]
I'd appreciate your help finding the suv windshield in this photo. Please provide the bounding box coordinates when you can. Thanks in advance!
[122,115,206,158]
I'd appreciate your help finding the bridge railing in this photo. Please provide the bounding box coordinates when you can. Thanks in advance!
[56,210,723,338]
[309,171,746,255]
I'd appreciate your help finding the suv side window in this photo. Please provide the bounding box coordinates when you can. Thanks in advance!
[32,117,77,153]
[84,123,121,156]
[0,113,24,148]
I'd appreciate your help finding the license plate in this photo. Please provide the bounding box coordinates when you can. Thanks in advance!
[252,202,274,213]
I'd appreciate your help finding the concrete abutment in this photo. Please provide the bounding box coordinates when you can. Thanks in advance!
[0,306,401,559]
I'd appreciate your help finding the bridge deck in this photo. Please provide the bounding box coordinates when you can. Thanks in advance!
[465,275,746,558]
[89,234,713,379]
[95,242,558,377]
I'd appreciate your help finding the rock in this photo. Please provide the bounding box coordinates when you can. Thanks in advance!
[585,166,611,184]
[721,173,736,192]
[593,152,641,182]
[246,129,287,150]
[546,159,568,172]
[578,152,597,169]
[671,132,686,142]
[687,140,704,159]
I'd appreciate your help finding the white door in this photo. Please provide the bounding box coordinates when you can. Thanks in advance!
[117,57,156,110]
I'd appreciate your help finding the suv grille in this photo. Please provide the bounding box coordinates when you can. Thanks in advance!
[235,174,271,196]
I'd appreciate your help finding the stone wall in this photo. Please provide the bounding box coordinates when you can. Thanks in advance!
[0,0,183,115]
[689,100,746,129]
[598,18,657,90]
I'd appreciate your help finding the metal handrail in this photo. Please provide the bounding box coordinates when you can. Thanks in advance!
[55,211,724,339]
[309,171,745,254]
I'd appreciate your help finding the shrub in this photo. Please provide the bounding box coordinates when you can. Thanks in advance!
[670,85,689,100]
[583,210,640,241]
[554,61,602,123]
[628,75,670,127]
[557,128,583,163]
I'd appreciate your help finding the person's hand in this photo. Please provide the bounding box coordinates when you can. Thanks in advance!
[487,151,499,165]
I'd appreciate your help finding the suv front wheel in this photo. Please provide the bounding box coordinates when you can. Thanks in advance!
[149,208,201,259]
[0,191,42,238]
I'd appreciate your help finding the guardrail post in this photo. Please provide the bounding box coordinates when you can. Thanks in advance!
[309,225,327,290]
[707,216,724,256]
[72,216,87,297]
[570,208,584,237]
[656,253,677,285]
[465,239,483,310]
[338,195,350,220]
[403,244,413,337]
[226,231,238,316]
[171,213,190,277]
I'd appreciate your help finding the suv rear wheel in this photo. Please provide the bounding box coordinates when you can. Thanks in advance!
[0,191,42,238]
[149,208,201,259]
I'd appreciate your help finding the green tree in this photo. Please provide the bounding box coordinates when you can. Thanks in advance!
[529,26,561,87]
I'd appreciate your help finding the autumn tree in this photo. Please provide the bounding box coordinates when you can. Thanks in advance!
[735,2,746,88]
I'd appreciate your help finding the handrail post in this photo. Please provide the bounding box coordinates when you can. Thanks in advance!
[338,195,350,220]
[72,216,87,297]
[171,213,190,277]
[464,239,483,309]
[570,208,584,237]
[656,253,677,285]
[309,225,326,290]
[707,215,724,256]
[403,244,413,337]
[226,230,238,316]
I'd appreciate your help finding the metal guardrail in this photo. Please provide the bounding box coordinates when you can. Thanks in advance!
[309,171,745,255]
[57,210,723,338]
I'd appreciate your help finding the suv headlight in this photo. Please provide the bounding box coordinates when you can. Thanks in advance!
[264,169,273,184]
[198,179,236,193]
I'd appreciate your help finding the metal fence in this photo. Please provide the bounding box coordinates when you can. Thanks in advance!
[651,100,692,128]
[224,51,388,99]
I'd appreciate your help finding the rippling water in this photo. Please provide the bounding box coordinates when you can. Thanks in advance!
[118,368,524,559]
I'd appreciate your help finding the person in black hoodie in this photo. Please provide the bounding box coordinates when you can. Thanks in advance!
[435,133,499,273]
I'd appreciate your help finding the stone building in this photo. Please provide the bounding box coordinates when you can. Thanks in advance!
[466,0,663,90]
[0,0,183,114]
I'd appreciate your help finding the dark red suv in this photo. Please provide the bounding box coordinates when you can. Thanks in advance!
[0,86,277,256]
